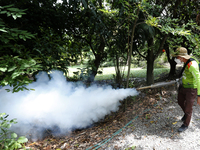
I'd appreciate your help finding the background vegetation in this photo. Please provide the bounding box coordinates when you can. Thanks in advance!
[0,0,199,91]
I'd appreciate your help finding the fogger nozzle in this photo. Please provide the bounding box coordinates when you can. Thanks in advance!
[136,80,178,90]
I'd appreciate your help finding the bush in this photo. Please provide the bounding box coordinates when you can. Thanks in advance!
[0,113,28,150]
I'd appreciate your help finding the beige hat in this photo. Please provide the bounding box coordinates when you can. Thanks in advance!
[172,47,191,59]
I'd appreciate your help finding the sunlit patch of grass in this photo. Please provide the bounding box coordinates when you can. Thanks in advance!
[68,66,170,81]
[95,68,169,80]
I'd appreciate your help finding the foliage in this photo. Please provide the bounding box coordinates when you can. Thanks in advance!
[0,4,42,92]
[33,28,69,74]
[146,17,191,36]
[0,1,71,90]
[0,5,41,92]
[1,0,199,87]
[132,0,199,84]
[0,113,28,150]
[185,22,200,56]
[0,4,35,46]
[0,56,41,92]
[0,4,26,20]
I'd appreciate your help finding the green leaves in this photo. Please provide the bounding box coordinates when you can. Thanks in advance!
[0,113,28,150]
[0,28,7,32]
[0,4,26,20]
[17,136,28,143]
[145,15,192,36]
[0,55,42,92]
[145,16,160,28]
[0,67,7,72]
[0,5,42,92]
[11,133,17,139]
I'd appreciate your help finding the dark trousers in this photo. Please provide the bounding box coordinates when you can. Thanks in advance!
[178,87,197,126]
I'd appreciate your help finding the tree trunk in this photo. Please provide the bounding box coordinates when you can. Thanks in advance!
[87,56,102,83]
[146,38,154,85]
[165,43,176,79]
[124,7,140,112]
[87,38,105,83]
[146,34,168,85]
[146,49,154,85]
[126,8,140,88]
[168,59,177,79]
[115,54,123,88]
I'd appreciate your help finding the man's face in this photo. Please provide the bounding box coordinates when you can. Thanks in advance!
[174,56,183,64]
[177,56,183,62]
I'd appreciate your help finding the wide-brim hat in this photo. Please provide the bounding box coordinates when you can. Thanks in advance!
[172,47,191,59]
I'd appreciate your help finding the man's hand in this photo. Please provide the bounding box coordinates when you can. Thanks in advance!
[197,97,200,105]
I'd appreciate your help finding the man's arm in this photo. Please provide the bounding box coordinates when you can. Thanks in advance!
[189,61,200,105]
[193,70,200,96]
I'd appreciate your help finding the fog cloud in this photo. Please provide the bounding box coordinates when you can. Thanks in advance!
[0,70,138,141]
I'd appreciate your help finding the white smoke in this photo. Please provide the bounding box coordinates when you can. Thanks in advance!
[0,70,138,141]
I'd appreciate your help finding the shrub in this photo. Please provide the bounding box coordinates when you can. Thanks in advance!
[0,113,28,150]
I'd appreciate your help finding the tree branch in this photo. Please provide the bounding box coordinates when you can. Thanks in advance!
[154,34,169,59]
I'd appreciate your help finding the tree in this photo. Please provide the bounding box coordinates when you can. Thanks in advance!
[1,0,199,90]
[163,0,200,78]
[58,0,107,83]
[132,0,199,84]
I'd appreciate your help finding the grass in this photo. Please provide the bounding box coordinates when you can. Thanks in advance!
[67,65,170,81]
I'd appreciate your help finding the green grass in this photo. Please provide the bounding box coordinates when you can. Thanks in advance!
[68,65,170,81]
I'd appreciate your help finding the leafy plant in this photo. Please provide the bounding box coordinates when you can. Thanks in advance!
[0,113,28,150]
[0,55,41,92]
[0,4,42,92]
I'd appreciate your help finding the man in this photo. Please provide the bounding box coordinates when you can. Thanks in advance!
[173,47,200,132]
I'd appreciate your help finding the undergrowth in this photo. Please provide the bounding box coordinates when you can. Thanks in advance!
[0,113,28,150]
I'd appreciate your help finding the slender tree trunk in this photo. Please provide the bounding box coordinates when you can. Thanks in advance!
[126,8,140,88]
[124,7,140,112]
[115,54,123,88]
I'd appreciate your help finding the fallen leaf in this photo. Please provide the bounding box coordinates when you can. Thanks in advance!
[146,114,151,119]
[172,122,177,125]
[43,146,51,150]
[114,146,119,149]
[29,142,36,146]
